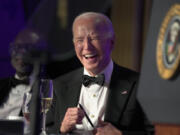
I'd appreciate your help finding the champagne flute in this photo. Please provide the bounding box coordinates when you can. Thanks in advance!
[40,79,53,135]
[22,92,32,134]
[22,92,32,121]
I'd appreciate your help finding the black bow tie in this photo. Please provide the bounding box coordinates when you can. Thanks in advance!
[82,74,105,87]
[11,77,29,87]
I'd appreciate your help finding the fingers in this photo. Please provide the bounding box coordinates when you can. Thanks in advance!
[93,118,108,135]
[97,117,108,127]
[66,108,84,121]
[60,107,85,133]
[94,122,122,135]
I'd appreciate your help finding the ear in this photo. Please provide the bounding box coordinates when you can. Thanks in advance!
[72,38,77,47]
[10,57,17,71]
[110,35,115,50]
[11,56,15,68]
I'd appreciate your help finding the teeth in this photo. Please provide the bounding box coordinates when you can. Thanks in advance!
[84,54,96,58]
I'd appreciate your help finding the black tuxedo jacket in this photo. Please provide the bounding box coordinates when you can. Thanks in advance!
[0,77,14,106]
[46,64,154,135]
[0,76,30,117]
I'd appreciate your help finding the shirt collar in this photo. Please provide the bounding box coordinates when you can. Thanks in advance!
[14,74,28,80]
[83,59,113,84]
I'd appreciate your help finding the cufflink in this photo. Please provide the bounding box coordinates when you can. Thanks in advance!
[121,90,128,95]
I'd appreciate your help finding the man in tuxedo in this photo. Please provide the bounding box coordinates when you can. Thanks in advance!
[0,28,45,119]
[47,12,154,135]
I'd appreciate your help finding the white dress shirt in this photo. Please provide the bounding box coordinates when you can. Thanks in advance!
[0,74,31,119]
[74,60,113,134]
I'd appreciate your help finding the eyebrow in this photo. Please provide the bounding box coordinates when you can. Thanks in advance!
[74,37,84,40]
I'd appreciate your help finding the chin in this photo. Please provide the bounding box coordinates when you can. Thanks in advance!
[84,66,100,75]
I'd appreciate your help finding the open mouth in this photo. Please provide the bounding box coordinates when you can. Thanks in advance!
[84,54,97,59]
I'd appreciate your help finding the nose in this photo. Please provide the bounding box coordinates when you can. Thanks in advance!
[15,55,25,64]
[83,37,93,50]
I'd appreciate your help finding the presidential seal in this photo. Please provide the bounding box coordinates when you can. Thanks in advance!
[156,4,180,80]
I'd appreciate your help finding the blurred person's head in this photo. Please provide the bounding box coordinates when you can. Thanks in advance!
[72,12,115,76]
[10,28,47,78]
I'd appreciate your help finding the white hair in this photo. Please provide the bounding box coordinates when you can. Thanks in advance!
[72,12,115,39]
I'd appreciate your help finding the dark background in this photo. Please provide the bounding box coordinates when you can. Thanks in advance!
[0,0,152,79]
[137,0,180,124]
[1,0,180,125]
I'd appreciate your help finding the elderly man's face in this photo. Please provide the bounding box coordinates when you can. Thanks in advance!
[73,17,114,76]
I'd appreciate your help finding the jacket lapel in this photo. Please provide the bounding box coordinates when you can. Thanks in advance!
[65,81,82,107]
[63,69,83,108]
[0,77,13,105]
[104,64,134,126]
[57,65,135,126]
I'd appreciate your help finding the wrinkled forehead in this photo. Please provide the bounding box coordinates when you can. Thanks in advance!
[73,17,109,37]
[76,23,105,36]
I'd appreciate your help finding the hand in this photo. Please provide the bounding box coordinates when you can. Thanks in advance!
[94,118,122,135]
[60,107,84,133]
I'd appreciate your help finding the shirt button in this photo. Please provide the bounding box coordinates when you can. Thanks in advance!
[93,94,96,97]
[91,114,95,118]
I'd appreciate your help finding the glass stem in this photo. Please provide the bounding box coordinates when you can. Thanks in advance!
[42,112,46,133]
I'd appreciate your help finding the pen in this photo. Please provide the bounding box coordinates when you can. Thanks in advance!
[78,103,94,128]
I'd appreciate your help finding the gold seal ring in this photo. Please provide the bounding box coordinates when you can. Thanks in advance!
[156,4,180,80]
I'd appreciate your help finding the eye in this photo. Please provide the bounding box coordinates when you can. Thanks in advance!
[77,39,83,43]
[74,38,84,47]
[90,36,102,43]
[75,39,84,47]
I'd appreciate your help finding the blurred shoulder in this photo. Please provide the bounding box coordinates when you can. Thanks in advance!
[53,67,83,84]
[113,63,139,81]
[0,77,12,84]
